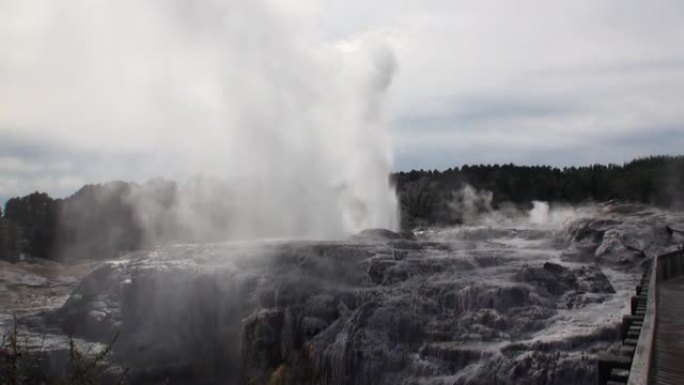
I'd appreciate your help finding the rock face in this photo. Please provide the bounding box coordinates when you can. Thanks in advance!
[562,203,684,266]
[515,262,615,296]
[46,246,612,384]
[22,204,684,385]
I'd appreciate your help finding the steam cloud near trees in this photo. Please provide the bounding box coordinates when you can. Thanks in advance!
[0,0,399,242]
[1,155,683,261]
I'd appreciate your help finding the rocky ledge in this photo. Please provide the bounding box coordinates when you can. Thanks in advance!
[7,203,684,385]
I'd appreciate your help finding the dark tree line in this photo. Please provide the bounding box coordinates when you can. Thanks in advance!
[2,192,57,260]
[0,205,24,261]
[0,183,157,262]
[392,155,684,228]
[1,155,683,262]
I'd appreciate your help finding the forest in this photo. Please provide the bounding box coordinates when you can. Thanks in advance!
[1,155,682,262]
[393,155,684,228]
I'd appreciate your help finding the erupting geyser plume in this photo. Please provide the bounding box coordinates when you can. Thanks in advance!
[0,0,398,239]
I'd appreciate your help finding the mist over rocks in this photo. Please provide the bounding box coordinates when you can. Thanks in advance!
[352,228,417,242]
[561,202,684,267]
[3,202,684,384]
[515,262,615,297]
[20,208,636,383]
[3,0,684,383]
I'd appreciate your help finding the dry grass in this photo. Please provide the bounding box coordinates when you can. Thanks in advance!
[0,316,127,385]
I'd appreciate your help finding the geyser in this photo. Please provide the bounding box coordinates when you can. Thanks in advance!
[0,0,398,239]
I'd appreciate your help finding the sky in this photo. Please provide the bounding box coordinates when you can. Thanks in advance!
[1,0,684,202]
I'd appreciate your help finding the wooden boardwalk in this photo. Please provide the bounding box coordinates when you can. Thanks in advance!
[651,275,684,385]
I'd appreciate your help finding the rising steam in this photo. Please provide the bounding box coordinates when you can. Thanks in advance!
[0,0,398,239]
[447,184,596,229]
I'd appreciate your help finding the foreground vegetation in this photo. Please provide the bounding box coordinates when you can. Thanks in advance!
[0,319,126,385]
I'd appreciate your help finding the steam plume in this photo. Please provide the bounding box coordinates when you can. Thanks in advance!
[0,0,398,239]
[448,185,596,229]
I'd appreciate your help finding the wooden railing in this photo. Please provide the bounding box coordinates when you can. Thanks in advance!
[597,249,684,385]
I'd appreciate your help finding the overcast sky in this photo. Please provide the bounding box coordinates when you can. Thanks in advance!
[1,0,684,202]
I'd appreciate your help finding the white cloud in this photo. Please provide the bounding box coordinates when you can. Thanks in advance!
[363,0,684,168]
[1,0,683,202]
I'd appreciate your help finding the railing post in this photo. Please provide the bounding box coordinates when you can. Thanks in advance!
[597,250,684,385]
[626,256,657,385]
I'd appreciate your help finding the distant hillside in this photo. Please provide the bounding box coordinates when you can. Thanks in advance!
[392,155,684,228]
[0,178,235,261]
[1,155,683,261]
